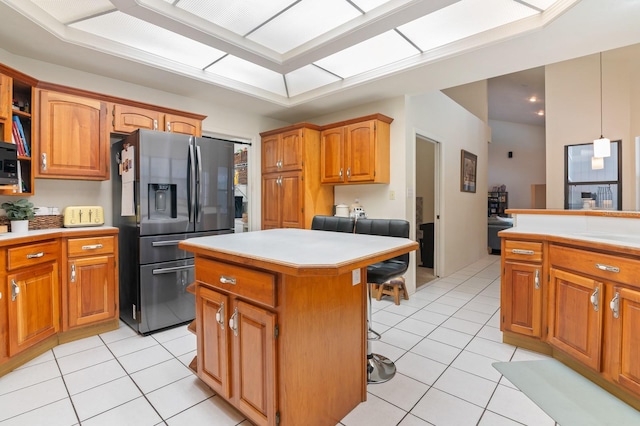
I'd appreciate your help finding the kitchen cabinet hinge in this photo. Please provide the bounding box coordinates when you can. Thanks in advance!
[274,324,279,339]
[276,411,281,425]
[548,274,550,282]
[502,315,504,323]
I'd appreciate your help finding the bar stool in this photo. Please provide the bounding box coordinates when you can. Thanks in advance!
[355,218,410,384]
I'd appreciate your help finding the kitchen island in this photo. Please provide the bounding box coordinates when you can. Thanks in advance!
[179,228,417,426]
[499,209,640,410]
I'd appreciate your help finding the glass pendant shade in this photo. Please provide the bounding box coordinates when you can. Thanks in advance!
[591,156,604,170]
[593,137,611,158]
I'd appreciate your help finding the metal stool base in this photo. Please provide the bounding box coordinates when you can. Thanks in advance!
[367,353,397,384]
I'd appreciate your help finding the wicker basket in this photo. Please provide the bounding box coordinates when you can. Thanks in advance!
[237,166,247,184]
[0,215,64,231]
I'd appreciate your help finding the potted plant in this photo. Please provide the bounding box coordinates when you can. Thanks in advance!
[1,198,36,233]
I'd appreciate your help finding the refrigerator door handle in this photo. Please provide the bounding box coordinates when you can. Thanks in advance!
[196,144,203,223]
[188,141,196,223]
[152,265,194,275]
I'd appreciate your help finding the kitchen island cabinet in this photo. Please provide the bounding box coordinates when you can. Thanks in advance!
[180,228,417,426]
[500,209,640,410]
[0,227,119,377]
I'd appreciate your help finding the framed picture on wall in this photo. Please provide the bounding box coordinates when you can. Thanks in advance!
[460,149,477,193]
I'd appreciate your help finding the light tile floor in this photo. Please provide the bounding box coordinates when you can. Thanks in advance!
[0,255,559,426]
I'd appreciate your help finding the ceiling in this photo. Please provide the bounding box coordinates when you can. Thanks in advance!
[0,0,639,124]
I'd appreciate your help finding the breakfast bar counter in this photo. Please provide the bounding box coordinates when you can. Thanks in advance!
[179,228,417,426]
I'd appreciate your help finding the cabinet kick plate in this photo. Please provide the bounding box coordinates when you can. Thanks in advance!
[63,206,105,227]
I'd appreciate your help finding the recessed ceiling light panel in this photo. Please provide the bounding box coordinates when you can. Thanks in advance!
[205,55,287,96]
[31,0,114,24]
[286,65,342,97]
[247,0,361,54]
[70,11,225,69]
[315,30,418,79]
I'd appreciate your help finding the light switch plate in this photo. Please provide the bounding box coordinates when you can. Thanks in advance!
[63,206,105,227]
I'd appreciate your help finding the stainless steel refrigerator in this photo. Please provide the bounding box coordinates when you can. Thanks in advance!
[112,129,234,334]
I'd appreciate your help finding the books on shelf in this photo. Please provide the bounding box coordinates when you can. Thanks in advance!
[11,116,30,157]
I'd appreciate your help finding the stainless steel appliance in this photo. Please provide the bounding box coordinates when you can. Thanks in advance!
[112,129,234,334]
[0,141,18,185]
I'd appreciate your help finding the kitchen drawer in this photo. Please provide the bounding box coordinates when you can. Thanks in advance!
[504,240,543,262]
[67,236,115,257]
[550,244,640,284]
[7,240,59,271]
[196,258,276,308]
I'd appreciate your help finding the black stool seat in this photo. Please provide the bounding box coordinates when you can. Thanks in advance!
[366,259,409,284]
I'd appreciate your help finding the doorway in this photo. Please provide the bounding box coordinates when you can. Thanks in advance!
[415,135,439,287]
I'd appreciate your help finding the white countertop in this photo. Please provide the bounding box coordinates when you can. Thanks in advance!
[181,228,417,268]
[0,226,117,241]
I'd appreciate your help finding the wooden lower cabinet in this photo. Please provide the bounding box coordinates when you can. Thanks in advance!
[548,267,603,371]
[7,262,59,356]
[63,235,118,330]
[608,286,640,396]
[197,285,277,426]
[502,261,543,338]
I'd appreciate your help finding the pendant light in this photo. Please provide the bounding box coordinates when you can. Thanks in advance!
[591,156,604,170]
[593,52,611,158]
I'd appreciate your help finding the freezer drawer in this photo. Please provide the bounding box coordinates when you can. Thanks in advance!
[139,259,195,334]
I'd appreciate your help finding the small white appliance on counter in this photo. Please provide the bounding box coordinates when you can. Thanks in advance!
[63,206,105,227]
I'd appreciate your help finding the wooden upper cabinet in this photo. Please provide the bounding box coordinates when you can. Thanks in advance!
[262,128,304,174]
[112,104,162,133]
[112,104,203,136]
[37,90,109,180]
[165,113,201,136]
[0,73,10,121]
[320,114,392,184]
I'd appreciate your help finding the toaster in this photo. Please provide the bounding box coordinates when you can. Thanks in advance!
[63,206,105,227]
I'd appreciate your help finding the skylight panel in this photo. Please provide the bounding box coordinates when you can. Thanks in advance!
[170,0,297,37]
[205,55,287,97]
[285,65,342,97]
[314,30,418,79]
[520,0,558,10]
[350,0,394,13]
[70,11,225,69]
[247,0,361,54]
[31,0,114,24]
[398,0,538,52]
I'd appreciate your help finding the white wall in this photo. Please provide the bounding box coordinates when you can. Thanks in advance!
[416,138,435,224]
[407,91,489,278]
[0,49,288,228]
[546,44,640,210]
[488,120,546,209]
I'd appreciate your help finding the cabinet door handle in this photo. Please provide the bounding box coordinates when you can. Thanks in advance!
[511,249,535,255]
[610,292,620,319]
[339,168,343,179]
[153,119,158,131]
[11,279,19,301]
[534,269,540,289]
[595,263,620,273]
[70,263,76,282]
[229,307,238,336]
[166,121,171,132]
[42,153,47,171]
[26,252,44,259]
[81,244,103,250]
[347,167,351,179]
[590,287,600,312]
[277,160,282,169]
[219,275,236,285]
[215,302,225,329]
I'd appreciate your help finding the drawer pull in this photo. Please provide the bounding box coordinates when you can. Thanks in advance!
[534,269,540,289]
[82,244,104,250]
[26,252,44,259]
[610,292,620,319]
[590,287,600,312]
[229,307,238,336]
[152,240,182,247]
[220,275,237,285]
[595,263,620,273]
[511,249,535,255]
[152,265,193,275]
[215,302,225,329]
[11,279,19,301]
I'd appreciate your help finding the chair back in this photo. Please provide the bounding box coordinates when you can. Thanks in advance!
[355,218,410,266]
[311,215,355,233]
